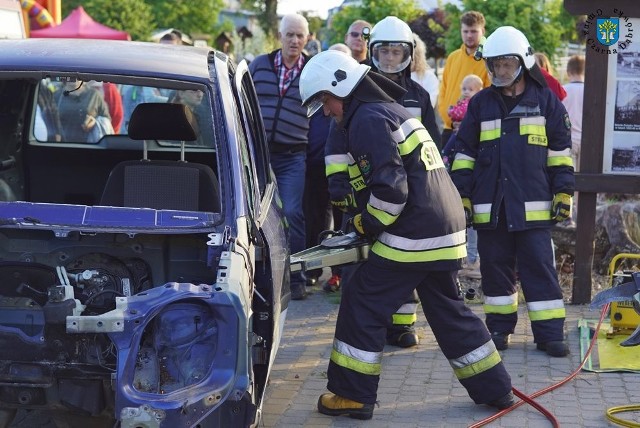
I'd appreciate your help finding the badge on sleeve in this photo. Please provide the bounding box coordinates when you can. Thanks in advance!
[563,113,571,130]
[357,154,371,178]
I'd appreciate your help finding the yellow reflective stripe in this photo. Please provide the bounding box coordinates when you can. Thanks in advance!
[325,154,351,176]
[451,153,475,171]
[527,299,566,321]
[367,204,398,226]
[390,118,423,144]
[520,124,546,135]
[524,200,552,222]
[398,128,431,156]
[472,202,491,224]
[372,241,467,262]
[484,293,518,315]
[347,164,361,179]
[480,119,501,141]
[331,338,382,376]
[326,163,348,176]
[369,194,405,215]
[392,313,418,325]
[547,156,573,167]
[453,349,502,380]
[528,307,566,321]
[525,210,552,221]
[331,349,381,375]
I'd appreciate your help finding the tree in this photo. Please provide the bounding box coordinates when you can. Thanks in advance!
[62,0,155,41]
[442,0,581,62]
[409,9,448,61]
[240,0,279,40]
[326,0,423,46]
[146,0,224,37]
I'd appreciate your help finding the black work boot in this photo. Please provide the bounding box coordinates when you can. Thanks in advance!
[491,333,511,350]
[536,341,570,357]
[487,391,515,410]
[386,326,419,348]
[317,393,374,420]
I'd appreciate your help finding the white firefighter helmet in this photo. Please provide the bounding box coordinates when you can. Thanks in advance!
[482,26,535,87]
[299,50,370,117]
[369,16,414,74]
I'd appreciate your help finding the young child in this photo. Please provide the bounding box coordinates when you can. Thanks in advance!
[442,74,484,169]
[442,74,484,280]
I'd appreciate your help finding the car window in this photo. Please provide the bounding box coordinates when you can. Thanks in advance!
[35,78,215,148]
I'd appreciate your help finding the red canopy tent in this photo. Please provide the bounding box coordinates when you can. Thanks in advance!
[30,6,130,40]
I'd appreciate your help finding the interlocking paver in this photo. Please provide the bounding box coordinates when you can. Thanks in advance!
[262,279,639,427]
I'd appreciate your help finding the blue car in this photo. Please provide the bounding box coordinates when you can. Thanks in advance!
[0,38,291,427]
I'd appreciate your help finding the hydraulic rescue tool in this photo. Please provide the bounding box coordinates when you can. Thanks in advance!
[290,231,370,274]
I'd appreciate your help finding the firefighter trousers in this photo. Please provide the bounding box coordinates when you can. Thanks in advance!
[477,211,566,344]
[326,256,512,405]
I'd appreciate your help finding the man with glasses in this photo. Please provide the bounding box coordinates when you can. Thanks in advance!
[344,20,371,63]
[249,14,311,300]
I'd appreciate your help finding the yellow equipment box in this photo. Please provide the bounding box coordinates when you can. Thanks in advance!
[607,253,640,337]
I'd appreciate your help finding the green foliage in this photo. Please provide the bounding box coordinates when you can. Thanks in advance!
[62,0,155,41]
[239,0,278,39]
[146,0,224,36]
[443,0,582,62]
[409,9,448,59]
[326,0,423,46]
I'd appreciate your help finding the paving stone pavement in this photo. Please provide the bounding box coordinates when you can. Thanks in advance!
[261,279,640,428]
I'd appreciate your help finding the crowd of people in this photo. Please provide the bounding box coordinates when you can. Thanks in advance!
[244,9,584,421]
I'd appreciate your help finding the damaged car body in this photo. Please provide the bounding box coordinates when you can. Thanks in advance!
[0,39,291,427]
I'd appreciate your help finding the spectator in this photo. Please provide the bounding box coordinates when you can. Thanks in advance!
[304,31,322,57]
[328,43,351,56]
[436,11,490,145]
[120,85,169,133]
[534,52,567,101]
[159,31,182,45]
[89,81,124,133]
[441,74,483,280]
[37,80,63,141]
[562,54,585,171]
[411,33,439,108]
[169,89,213,147]
[249,14,311,300]
[56,81,112,143]
[344,20,371,63]
[450,26,574,357]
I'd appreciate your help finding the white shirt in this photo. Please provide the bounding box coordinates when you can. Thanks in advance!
[562,81,584,149]
[411,70,439,108]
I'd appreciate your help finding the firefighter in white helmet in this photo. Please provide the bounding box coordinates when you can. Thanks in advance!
[300,49,514,420]
[450,26,574,357]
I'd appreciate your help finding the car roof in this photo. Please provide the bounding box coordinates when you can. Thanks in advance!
[0,38,219,81]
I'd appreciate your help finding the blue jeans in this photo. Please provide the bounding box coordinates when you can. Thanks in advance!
[270,151,307,284]
[467,227,478,263]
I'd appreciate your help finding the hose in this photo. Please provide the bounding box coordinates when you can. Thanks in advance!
[469,303,610,428]
[606,405,640,427]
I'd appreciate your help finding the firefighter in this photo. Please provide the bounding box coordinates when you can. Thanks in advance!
[300,50,514,420]
[326,16,442,348]
[450,26,574,357]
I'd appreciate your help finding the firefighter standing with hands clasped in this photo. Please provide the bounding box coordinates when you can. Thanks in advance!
[450,26,574,357]
[299,49,514,420]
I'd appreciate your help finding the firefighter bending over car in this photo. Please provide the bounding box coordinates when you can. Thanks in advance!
[300,49,515,420]
[450,26,575,357]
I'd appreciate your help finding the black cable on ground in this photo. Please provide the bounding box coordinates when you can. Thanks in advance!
[469,303,609,428]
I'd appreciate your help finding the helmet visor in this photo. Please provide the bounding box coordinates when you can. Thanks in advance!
[486,55,522,87]
[371,42,412,74]
[304,93,325,118]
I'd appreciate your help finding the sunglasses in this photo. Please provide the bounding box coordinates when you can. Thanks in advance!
[348,31,363,39]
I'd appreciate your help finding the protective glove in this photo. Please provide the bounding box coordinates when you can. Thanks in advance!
[346,213,365,236]
[331,193,355,213]
[552,193,572,222]
[461,197,473,227]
